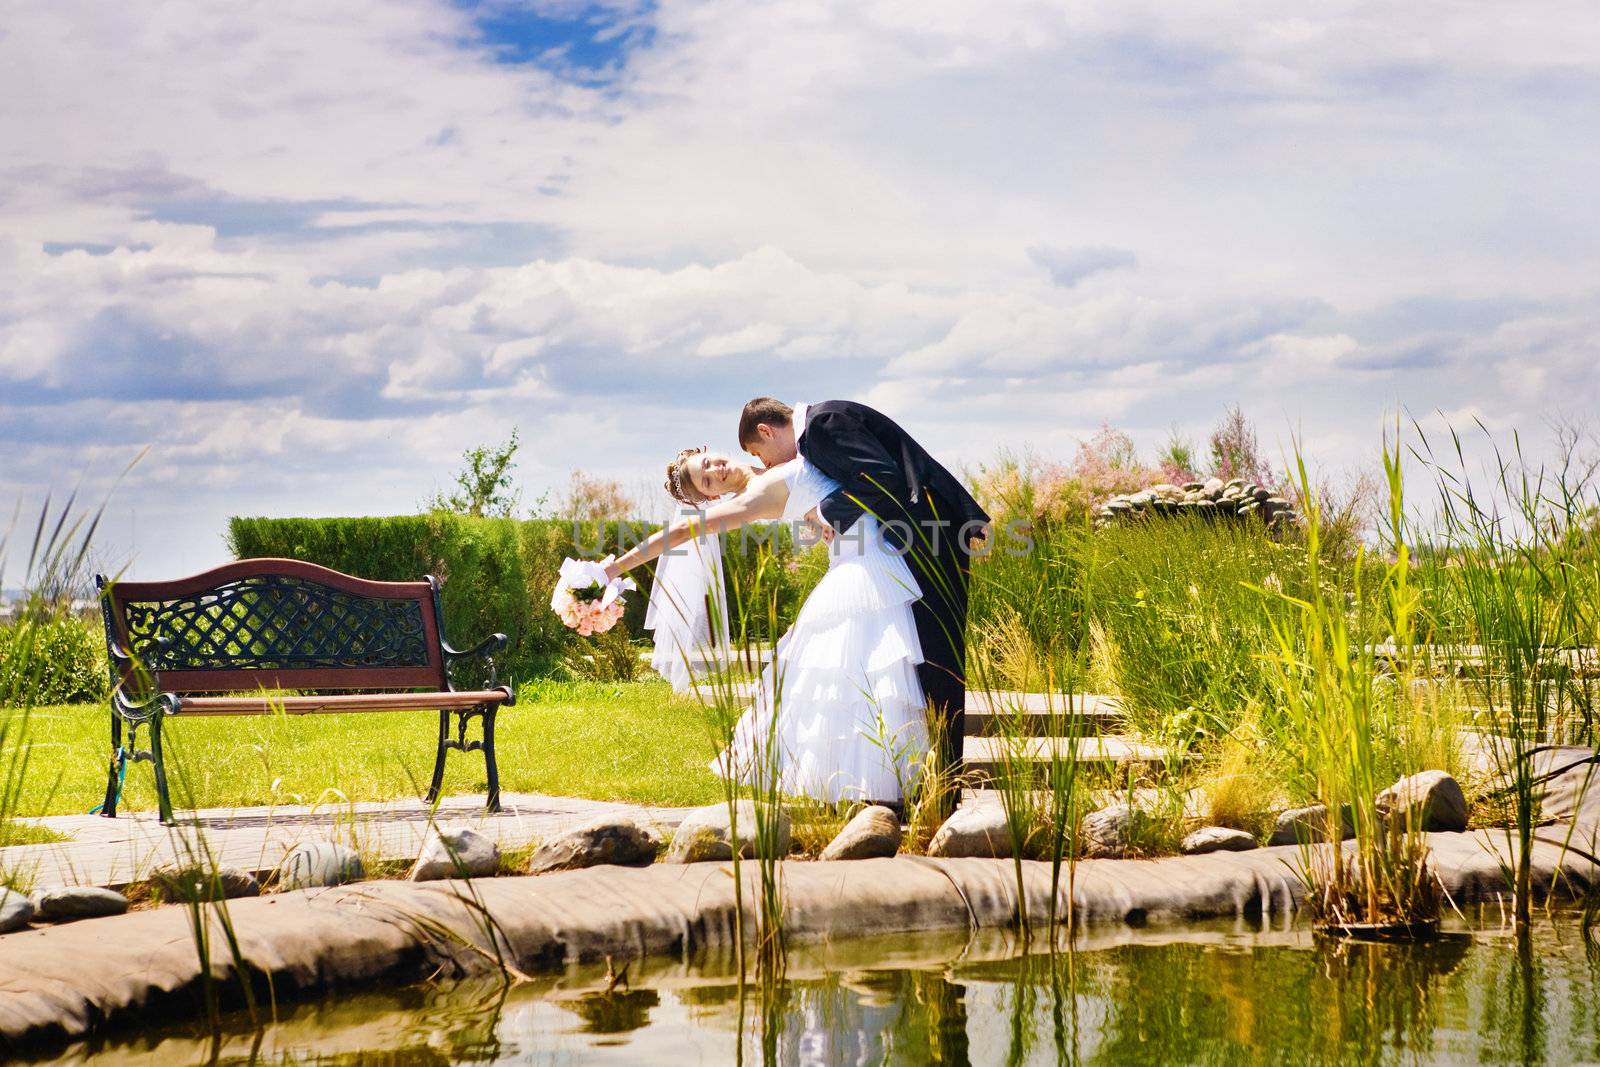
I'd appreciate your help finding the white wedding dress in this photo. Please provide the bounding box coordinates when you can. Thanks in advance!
[708,458,929,804]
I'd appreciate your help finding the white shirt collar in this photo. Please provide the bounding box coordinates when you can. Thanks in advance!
[793,402,808,438]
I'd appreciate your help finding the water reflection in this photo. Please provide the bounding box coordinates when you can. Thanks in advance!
[31,915,1600,1066]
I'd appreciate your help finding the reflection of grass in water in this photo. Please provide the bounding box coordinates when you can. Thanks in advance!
[50,918,1600,1065]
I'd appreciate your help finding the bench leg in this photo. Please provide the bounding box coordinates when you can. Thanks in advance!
[150,711,174,826]
[100,714,124,819]
[424,709,450,805]
[482,705,501,815]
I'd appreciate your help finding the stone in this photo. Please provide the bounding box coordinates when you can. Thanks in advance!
[279,841,364,890]
[927,804,1012,858]
[1181,826,1259,855]
[1201,478,1225,498]
[1268,804,1354,846]
[664,801,792,863]
[410,826,500,881]
[1081,803,1133,858]
[1376,770,1469,833]
[1182,482,1205,492]
[0,887,34,933]
[820,805,902,861]
[35,886,129,922]
[527,816,659,874]
[150,865,261,901]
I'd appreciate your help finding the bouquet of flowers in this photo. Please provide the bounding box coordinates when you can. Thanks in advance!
[551,556,636,636]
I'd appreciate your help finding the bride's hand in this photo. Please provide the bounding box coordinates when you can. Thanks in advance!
[602,560,622,582]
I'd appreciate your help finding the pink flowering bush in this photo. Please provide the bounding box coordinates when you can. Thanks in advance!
[971,426,1165,524]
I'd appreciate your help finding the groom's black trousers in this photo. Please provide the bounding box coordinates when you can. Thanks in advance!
[896,492,973,774]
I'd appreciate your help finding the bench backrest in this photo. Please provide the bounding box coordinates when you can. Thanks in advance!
[98,558,448,694]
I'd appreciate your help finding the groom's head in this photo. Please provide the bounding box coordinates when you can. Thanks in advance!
[738,397,797,468]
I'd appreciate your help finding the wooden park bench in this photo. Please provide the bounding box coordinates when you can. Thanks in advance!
[95,558,513,824]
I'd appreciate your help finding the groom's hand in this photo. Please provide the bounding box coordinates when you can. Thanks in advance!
[804,506,834,543]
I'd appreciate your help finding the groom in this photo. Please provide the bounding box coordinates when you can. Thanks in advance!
[738,397,991,784]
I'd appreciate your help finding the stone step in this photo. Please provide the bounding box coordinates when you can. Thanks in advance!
[962,735,1175,784]
[688,684,1124,735]
[963,693,1123,737]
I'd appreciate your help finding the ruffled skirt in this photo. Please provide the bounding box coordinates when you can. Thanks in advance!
[712,518,929,804]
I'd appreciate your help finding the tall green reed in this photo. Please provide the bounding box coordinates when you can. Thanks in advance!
[966,519,1090,940]
[1418,419,1598,925]
[661,523,788,980]
[1258,431,1440,930]
[1,491,110,888]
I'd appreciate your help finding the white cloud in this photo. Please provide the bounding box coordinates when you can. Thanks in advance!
[1,0,1598,576]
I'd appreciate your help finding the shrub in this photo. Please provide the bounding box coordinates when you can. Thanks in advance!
[0,613,108,707]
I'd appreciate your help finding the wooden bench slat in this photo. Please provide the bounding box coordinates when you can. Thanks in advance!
[174,689,511,716]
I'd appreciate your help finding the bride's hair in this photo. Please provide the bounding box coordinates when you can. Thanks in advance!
[665,446,712,506]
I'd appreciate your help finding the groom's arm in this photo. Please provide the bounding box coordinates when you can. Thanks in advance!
[804,408,913,536]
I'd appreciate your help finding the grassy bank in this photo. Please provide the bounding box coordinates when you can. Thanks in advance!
[12,679,724,818]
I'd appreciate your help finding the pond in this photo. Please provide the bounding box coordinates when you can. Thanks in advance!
[35,911,1600,1065]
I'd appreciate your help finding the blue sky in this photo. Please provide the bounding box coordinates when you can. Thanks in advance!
[2,1,1598,579]
[461,0,656,77]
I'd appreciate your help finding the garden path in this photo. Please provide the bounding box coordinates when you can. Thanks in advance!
[6,793,697,892]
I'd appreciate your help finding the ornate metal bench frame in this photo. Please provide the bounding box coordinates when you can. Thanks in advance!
[96,558,514,824]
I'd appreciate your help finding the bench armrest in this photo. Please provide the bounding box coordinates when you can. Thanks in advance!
[111,687,179,724]
[441,633,508,689]
[441,633,507,659]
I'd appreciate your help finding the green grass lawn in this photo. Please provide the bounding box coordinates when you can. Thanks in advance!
[12,678,726,817]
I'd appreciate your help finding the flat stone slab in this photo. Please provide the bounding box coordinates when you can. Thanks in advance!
[963,735,1174,775]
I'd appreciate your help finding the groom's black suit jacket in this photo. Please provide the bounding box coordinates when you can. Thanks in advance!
[796,400,990,761]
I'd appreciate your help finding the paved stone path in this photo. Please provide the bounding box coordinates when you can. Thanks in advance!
[4,793,697,892]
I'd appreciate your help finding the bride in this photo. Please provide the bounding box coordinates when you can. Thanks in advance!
[601,446,929,805]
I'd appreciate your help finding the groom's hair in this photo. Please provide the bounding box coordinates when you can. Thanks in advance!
[737,397,793,446]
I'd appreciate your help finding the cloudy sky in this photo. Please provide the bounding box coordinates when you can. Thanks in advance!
[3,1,1598,578]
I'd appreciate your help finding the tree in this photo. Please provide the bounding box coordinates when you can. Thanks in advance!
[560,469,638,522]
[1155,428,1198,484]
[1207,406,1275,485]
[425,429,522,518]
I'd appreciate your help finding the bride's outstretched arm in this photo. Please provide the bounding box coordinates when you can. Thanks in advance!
[603,473,787,580]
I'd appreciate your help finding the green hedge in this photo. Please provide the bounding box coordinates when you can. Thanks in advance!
[0,614,109,707]
[227,514,826,681]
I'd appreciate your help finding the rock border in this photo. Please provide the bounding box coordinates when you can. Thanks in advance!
[2,753,1594,1057]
